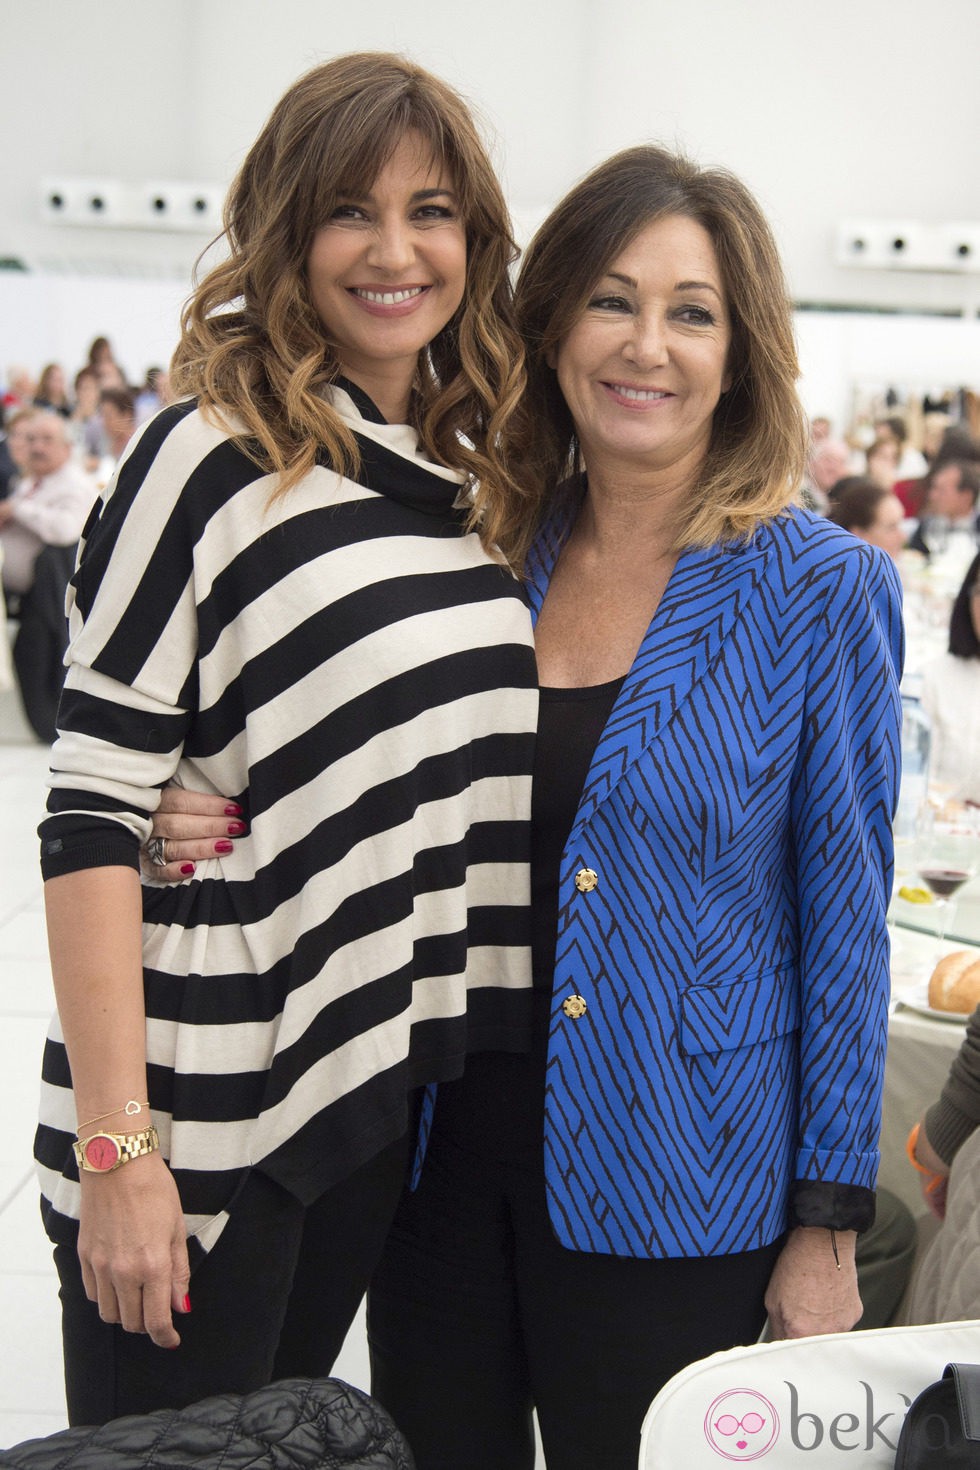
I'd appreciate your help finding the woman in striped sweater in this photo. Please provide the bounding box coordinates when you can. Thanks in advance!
[35,53,537,1426]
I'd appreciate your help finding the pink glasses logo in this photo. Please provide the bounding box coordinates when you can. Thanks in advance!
[704,1388,780,1461]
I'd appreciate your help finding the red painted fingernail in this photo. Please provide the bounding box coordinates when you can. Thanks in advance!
[215,840,234,854]
[224,804,242,816]
[180,863,196,876]
[227,821,246,835]
[182,1294,192,1313]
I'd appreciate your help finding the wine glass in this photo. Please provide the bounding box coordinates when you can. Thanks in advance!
[920,516,949,559]
[916,828,980,959]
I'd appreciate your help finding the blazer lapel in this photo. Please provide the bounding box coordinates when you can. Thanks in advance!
[528,511,774,837]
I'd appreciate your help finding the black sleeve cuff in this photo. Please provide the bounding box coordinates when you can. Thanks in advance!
[39,817,141,881]
[787,1179,876,1233]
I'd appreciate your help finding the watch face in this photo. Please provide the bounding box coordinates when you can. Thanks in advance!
[82,1134,121,1171]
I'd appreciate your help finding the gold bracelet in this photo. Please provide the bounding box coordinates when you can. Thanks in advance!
[76,1099,149,1134]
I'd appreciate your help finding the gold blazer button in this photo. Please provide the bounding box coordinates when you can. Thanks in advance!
[562,994,588,1019]
[574,868,598,893]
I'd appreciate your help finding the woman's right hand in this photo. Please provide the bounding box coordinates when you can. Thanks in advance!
[78,1153,191,1348]
[142,787,247,882]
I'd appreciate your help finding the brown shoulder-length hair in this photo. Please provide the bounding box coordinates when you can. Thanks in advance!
[502,144,808,565]
[171,52,527,553]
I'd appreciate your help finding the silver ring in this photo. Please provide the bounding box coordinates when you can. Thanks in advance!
[146,836,169,867]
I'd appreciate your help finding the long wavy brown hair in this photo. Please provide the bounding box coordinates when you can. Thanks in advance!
[171,53,528,554]
[502,144,809,567]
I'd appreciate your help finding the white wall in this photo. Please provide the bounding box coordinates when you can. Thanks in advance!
[2,0,979,388]
[795,311,980,430]
[581,0,980,315]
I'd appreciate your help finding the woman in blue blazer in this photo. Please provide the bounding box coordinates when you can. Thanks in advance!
[368,146,902,1470]
[154,145,903,1469]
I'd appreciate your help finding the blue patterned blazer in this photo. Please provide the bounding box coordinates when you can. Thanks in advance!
[526,501,903,1259]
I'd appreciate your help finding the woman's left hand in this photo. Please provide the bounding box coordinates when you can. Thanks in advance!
[764,1226,861,1338]
[141,787,247,882]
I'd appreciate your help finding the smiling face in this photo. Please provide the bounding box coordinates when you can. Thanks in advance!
[554,214,731,483]
[306,130,467,423]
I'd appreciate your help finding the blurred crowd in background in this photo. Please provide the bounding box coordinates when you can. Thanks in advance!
[0,338,173,740]
[807,403,980,809]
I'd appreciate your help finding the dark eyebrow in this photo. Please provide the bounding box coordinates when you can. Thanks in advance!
[675,278,723,300]
[603,270,723,302]
[336,186,456,204]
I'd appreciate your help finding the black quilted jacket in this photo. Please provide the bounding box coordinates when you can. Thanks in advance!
[0,1378,415,1469]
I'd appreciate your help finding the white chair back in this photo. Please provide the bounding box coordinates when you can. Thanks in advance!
[638,1320,980,1468]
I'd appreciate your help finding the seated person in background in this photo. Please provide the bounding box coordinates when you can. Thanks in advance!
[134,367,171,423]
[94,386,137,486]
[0,411,96,742]
[2,366,38,413]
[801,436,851,512]
[871,414,927,481]
[866,437,900,492]
[86,334,126,388]
[912,985,980,1223]
[921,551,980,804]
[896,430,980,519]
[94,359,128,392]
[826,476,905,561]
[0,405,37,499]
[0,412,95,602]
[33,363,72,418]
[69,368,107,469]
[0,407,41,501]
[907,982,980,1323]
[909,460,980,557]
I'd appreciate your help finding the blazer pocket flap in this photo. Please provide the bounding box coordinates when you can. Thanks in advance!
[680,963,799,1057]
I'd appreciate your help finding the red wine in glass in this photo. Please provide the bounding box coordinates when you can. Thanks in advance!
[920,867,973,899]
[916,833,979,963]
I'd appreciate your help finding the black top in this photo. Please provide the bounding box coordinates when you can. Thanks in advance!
[531,677,625,990]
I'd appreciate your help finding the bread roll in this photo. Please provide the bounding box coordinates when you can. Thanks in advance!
[928,951,980,1014]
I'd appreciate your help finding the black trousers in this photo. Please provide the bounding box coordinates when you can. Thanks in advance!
[56,1130,412,1426]
[369,1045,782,1470]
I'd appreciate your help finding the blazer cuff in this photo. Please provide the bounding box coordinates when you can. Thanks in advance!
[787,1179,876,1233]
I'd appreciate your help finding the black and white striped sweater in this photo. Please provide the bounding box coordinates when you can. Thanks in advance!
[36,382,537,1259]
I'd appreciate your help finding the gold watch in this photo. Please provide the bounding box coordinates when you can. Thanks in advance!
[73,1126,160,1174]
